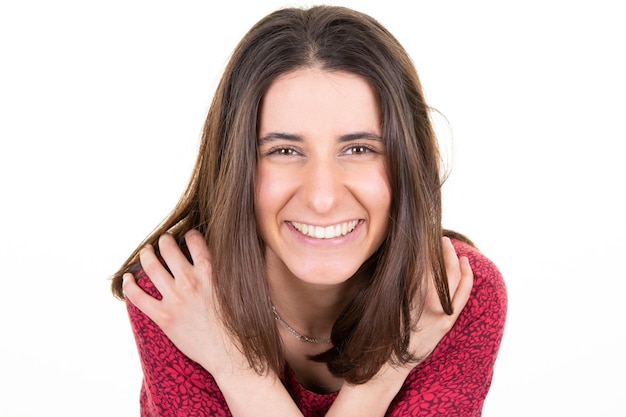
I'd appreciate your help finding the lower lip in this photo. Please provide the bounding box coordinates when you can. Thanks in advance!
[286,221,363,247]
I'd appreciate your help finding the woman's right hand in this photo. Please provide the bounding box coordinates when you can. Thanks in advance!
[123,230,305,416]
[122,229,245,376]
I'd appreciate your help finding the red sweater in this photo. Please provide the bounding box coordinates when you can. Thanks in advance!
[127,239,507,416]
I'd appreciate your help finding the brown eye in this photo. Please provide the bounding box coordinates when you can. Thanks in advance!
[269,147,300,156]
[345,145,373,155]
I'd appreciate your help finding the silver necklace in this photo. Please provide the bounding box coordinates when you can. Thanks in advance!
[271,305,332,344]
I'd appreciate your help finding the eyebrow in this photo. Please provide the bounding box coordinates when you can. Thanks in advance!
[258,131,383,144]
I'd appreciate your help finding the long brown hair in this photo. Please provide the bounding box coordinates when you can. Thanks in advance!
[112,5,466,384]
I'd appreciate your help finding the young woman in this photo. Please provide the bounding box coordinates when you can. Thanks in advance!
[112,5,507,416]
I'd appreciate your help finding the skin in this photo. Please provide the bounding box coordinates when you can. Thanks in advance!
[256,69,392,392]
[256,68,391,287]
[122,68,474,416]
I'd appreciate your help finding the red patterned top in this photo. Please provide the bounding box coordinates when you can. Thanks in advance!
[126,239,507,416]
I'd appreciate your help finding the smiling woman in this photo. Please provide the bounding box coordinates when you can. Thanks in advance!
[111,5,506,416]
[256,69,391,288]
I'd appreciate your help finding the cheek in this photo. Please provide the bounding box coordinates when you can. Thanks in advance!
[254,166,289,227]
[254,169,271,224]
[366,167,392,214]
[370,172,392,244]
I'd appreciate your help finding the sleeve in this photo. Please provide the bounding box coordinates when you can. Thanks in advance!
[386,241,508,417]
[126,269,233,417]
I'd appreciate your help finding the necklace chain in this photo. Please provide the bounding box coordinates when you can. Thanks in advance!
[271,305,332,344]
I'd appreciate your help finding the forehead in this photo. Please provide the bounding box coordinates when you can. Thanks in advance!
[258,68,381,136]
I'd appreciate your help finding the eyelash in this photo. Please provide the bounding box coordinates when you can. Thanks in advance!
[266,146,301,157]
[265,143,378,157]
[344,144,376,155]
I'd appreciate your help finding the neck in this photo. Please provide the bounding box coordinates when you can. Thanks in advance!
[266,262,360,340]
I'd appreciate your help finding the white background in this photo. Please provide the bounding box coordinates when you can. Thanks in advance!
[1,1,624,415]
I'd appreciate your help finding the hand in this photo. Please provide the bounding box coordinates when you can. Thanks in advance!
[122,229,244,375]
[327,237,474,417]
[409,236,474,361]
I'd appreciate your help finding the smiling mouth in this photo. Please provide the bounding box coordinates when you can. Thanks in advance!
[290,220,360,239]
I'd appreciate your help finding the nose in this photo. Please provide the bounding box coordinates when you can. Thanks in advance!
[301,156,344,214]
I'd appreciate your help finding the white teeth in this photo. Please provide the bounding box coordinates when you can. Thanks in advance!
[291,220,359,239]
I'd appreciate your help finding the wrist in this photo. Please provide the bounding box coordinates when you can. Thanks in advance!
[367,361,413,396]
[212,366,304,417]
[328,363,413,417]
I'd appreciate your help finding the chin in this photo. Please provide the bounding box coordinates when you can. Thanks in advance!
[288,262,362,286]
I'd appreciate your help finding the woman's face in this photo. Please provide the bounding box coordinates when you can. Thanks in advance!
[255,68,391,286]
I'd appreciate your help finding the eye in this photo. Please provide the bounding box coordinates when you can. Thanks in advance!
[344,144,375,155]
[267,146,301,157]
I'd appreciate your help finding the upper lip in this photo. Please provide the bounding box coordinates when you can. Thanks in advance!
[289,219,360,228]
[289,220,360,239]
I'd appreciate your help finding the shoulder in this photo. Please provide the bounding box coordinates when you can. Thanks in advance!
[439,238,508,370]
[389,241,507,414]
[450,238,507,314]
[445,238,508,352]
[128,263,163,300]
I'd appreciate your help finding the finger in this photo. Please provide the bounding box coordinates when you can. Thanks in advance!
[158,233,194,282]
[451,256,474,314]
[139,243,175,295]
[184,229,212,273]
[442,236,461,295]
[122,272,165,321]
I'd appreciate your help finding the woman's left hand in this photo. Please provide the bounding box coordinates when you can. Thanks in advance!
[122,229,244,375]
[408,236,474,360]
[328,239,473,416]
